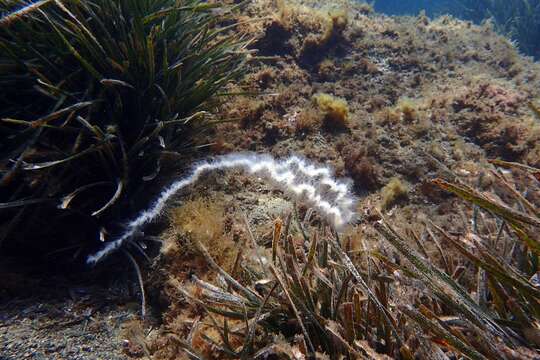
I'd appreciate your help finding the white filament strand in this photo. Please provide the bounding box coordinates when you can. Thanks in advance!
[87,153,357,264]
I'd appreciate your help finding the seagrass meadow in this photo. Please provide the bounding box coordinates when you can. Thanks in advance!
[0,0,248,261]
[1,0,540,359]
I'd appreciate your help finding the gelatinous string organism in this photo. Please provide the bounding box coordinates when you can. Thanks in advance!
[87,153,357,264]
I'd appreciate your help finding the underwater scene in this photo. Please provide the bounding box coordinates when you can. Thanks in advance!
[1,0,540,359]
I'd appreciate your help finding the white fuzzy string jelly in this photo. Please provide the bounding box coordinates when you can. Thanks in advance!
[87,152,357,264]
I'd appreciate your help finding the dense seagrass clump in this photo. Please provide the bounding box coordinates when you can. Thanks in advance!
[0,0,248,261]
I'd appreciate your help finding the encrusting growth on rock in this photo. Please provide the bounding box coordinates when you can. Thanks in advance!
[381,177,409,210]
[312,92,350,130]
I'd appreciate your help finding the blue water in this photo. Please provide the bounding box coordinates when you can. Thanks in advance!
[374,0,452,17]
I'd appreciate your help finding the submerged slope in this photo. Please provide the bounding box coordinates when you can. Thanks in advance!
[147,1,540,358]
[207,0,540,229]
